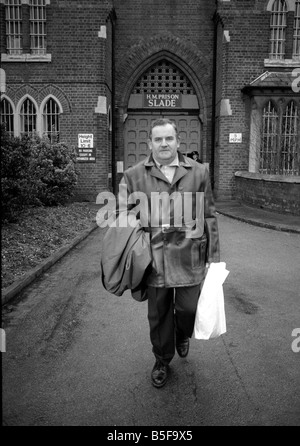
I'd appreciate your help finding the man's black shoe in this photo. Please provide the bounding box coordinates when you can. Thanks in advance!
[151,359,168,388]
[176,337,190,358]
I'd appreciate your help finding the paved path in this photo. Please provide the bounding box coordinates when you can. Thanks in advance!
[2,215,300,426]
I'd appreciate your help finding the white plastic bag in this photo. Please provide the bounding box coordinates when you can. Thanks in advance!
[194,262,230,340]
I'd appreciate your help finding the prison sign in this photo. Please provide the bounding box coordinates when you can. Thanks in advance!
[77,134,96,162]
[143,93,182,108]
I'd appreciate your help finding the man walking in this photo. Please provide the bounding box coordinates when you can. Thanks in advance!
[119,118,220,388]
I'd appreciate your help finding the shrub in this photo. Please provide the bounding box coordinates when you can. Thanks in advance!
[1,127,79,222]
[1,129,35,221]
[28,136,79,206]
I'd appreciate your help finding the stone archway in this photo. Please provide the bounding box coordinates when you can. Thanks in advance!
[124,59,202,169]
[116,34,210,117]
[114,35,212,174]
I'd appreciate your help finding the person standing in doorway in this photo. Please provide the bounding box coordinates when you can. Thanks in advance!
[187,150,202,163]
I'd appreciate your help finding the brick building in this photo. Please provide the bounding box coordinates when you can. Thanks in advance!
[1,0,299,213]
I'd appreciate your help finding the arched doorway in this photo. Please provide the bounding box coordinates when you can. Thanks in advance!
[124,60,202,169]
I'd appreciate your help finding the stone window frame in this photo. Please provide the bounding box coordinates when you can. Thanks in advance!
[267,0,297,11]
[132,59,196,95]
[19,95,38,135]
[260,99,279,174]
[0,95,15,135]
[265,0,300,66]
[4,0,23,55]
[1,93,63,137]
[41,95,62,142]
[1,0,51,63]
[269,0,288,60]
[249,96,300,176]
[294,0,300,56]
[29,0,47,56]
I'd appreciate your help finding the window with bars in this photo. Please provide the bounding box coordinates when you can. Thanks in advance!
[261,101,279,173]
[281,101,299,174]
[43,97,60,142]
[30,0,46,55]
[3,0,48,56]
[0,98,14,135]
[20,98,37,135]
[269,0,287,60]
[5,0,22,55]
[294,0,300,57]
[260,100,299,175]
[132,60,195,95]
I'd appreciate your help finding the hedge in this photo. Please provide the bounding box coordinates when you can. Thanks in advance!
[1,127,79,222]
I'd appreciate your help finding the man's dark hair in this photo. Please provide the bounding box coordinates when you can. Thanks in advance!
[149,118,178,140]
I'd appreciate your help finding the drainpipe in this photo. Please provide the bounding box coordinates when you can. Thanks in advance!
[211,11,218,191]
[111,9,117,194]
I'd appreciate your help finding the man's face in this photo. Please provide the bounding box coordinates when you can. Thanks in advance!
[148,123,180,165]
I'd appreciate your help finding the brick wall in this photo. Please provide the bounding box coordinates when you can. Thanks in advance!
[235,172,300,215]
[2,0,299,206]
[113,0,216,191]
[215,0,272,200]
[1,0,114,202]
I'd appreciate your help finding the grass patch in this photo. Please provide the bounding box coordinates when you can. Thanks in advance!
[1,203,97,289]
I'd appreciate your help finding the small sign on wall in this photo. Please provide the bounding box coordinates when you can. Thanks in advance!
[78,134,93,148]
[77,133,95,162]
[76,147,96,162]
[229,133,242,143]
[117,161,124,173]
[144,93,182,108]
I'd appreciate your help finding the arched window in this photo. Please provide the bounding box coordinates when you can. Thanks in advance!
[43,97,60,142]
[0,98,14,136]
[294,0,300,57]
[20,97,37,135]
[270,0,287,60]
[261,101,278,174]
[132,60,195,95]
[281,101,299,174]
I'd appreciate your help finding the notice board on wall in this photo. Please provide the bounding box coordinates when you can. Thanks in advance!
[76,134,96,162]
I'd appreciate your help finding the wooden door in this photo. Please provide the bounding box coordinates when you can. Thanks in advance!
[124,113,201,169]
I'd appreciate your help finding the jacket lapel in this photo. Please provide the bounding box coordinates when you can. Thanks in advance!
[144,152,192,186]
[171,152,192,186]
[171,165,189,185]
[144,155,171,185]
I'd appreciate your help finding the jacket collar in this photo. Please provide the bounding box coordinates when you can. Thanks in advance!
[144,151,191,167]
[144,151,192,185]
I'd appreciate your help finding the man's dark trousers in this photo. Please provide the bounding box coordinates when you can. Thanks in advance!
[147,284,202,365]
